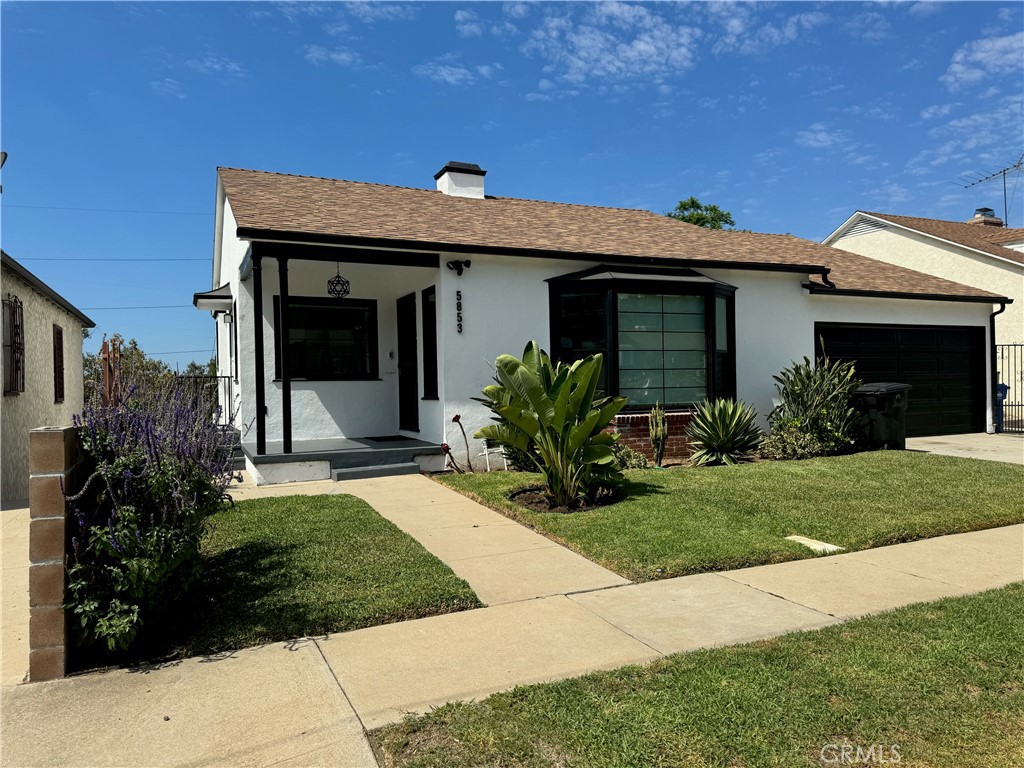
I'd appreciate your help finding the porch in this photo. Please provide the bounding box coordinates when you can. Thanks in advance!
[241,435,445,485]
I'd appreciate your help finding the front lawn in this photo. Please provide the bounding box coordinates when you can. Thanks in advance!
[438,451,1023,581]
[372,583,1024,768]
[154,494,482,658]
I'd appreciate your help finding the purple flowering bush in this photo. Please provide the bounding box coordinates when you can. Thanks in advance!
[65,377,237,653]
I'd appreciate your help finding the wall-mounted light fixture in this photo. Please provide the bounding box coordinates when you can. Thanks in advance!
[446,259,471,277]
[328,262,350,298]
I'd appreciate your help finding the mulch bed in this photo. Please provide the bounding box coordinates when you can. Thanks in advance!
[509,486,620,514]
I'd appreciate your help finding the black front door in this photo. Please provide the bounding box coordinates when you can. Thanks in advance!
[397,292,419,432]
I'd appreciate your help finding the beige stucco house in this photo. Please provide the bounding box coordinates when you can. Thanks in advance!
[1,251,94,502]
[823,209,1023,345]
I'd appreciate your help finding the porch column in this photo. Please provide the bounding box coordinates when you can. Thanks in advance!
[278,256,292,454]
[253,254,266,455]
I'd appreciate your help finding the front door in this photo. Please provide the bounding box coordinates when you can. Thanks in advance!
[396,292,419,432]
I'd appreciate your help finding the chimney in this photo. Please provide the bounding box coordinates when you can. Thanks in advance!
[966,207,1003,227]
[434,161,486,199]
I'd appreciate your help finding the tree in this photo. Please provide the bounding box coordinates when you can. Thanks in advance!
[666,196,736,229]
[83,334,172,405]
[182,356,217,377]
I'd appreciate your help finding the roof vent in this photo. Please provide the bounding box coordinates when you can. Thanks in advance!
[434,161,486,199]
[967,207,1003,227]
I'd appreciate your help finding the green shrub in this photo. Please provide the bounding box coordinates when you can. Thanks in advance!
[475,341,627,509]
[687,398,763,466]
[65,378,236,653]
[761,354,861,460]
[613,441,650,469]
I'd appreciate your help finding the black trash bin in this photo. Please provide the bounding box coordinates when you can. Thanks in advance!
[853,382,912,450]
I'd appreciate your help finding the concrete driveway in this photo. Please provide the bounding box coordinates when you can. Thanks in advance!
[906,432,1024,465]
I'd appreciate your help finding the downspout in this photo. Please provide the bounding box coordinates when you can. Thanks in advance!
[989,301,1007,433]
[819,267,836,289]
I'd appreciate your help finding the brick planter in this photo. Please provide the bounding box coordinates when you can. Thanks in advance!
[27,426,86,682]
[611,410,695,462]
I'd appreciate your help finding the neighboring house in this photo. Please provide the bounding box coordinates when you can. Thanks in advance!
[195,163,1009,484]
[1,251,94,502]
[823,209,1024,346]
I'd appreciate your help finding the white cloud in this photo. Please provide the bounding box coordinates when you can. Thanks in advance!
[843,103,898,121]
[503,2,530,20]
[345,2,417,23]
[304,45,361,66]
[940,31,1024,91]
[413,55,501,86]
[920,103,956,120]
[710,7,826,56]
[185,54,245,76]
[844,11,890,44]
[907,2,941,17]
[454,9,482,37]
[908,94,1023,174]
[795,122,845,149]
[523,3,700,85]
[150,78,186,99]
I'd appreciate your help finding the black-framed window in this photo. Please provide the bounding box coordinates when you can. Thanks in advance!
[550,278,735,410]
[53,324,65,404]
[3,294,25,395]
[421,286,439,399]
[273,295,379,380]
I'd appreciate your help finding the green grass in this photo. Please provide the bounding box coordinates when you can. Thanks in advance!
[437,451,1023,581]
[372,583,1024,768]
[158,494,482,657]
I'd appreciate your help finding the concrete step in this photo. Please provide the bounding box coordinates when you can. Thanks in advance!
[333,463,422,482]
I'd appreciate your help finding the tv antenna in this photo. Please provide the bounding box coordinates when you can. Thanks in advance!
[959,153,1024,226]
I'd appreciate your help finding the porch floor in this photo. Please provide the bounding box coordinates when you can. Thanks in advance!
[243,436,443,470]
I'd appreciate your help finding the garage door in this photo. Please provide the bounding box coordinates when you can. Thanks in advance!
[816,323,986,437]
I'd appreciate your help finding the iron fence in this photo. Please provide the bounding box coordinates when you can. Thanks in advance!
[995,344,1023,434]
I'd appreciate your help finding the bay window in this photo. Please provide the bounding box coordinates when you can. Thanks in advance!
[550,270,735,409]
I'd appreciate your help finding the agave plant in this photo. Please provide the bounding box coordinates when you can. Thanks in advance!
[475,341,628,508]
[687,398,763,466]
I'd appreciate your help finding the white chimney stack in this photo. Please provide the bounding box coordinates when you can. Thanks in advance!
[434,161,486,199]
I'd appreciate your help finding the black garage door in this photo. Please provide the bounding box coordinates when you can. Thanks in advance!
[816,323,986,437]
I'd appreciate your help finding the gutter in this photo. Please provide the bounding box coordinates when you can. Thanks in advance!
[802,281,1010,305]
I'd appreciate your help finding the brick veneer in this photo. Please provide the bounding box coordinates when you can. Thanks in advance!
[611,410,695,461]
[27,426,83,682]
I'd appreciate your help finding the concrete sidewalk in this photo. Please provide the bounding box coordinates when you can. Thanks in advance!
[3,472,1021,766]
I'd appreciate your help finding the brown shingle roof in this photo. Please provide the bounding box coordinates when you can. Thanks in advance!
[218,168,1006,302]
[862,211,1024,266]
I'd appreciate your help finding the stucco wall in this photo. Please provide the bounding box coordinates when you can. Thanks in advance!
[830,227,1021,345]
[1,269,85,501]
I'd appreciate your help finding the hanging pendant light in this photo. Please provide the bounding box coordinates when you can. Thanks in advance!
[327,262,350,298]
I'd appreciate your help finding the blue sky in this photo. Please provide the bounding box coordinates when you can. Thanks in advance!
[2,1,1022,367]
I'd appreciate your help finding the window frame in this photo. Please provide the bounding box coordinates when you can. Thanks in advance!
[549,277,736,410]
[273,295,379,382]
[3,294,25,396]
[52,324,65,404]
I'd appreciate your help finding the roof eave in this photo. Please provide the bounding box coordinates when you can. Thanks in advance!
[235,226,834,278]
[852,213,1024,269]
[0,250,96,327]
[802,281,1011,305]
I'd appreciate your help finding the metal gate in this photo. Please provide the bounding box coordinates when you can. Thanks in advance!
[995,344,1023,434]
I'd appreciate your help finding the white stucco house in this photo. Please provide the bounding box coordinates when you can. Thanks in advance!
[195,163,1011,484]
[2,251,94,501]
[823,208,1023,346]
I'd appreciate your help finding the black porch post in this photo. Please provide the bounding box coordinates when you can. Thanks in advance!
[253,254,266,455]
[278,256,292,454]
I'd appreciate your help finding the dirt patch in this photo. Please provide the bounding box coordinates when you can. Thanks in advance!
[509,485,621,514]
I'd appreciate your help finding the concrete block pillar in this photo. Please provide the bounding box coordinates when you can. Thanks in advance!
[27,426,80,682]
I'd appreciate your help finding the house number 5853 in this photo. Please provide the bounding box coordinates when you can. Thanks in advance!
[456,290,463,334]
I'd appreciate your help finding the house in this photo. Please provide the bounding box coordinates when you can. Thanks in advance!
[1,251,94,501]
[823,208,1023,346]
[194,163,1010,484]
